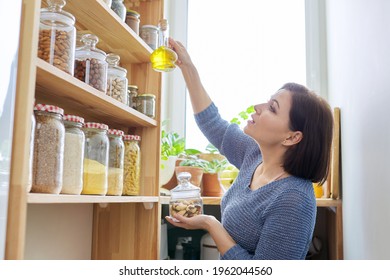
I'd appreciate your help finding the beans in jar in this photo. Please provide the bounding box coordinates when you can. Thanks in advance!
[74,58,107,92]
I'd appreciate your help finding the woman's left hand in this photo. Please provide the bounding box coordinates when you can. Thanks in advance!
[165,214,217,231]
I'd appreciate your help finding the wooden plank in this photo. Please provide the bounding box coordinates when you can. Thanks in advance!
[330,108,341,199]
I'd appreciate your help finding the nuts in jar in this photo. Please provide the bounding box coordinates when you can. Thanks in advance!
[106,53,128,104]
[170,200,202,218]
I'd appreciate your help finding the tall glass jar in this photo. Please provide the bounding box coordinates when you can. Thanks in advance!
[123,134,141,195]
[61,114,85,195]
[38,0,76,75]
[127,84,138,109]
[32,104,65,194]
[82,122,109,195]
[107,129,125,196]
[106,53,128,104]
[111,0,126,22]
[140,25,159,50]
[74,34,108,93]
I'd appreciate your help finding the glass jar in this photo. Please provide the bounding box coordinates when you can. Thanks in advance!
[61,114,85,195]
[32,104,65,194]
[125,9,140,35]
[136,93,156,118]
[127,84,138,109]
[38,0,76,75]
[107,129,125,196]
[27,113,36,193]
[111,0,126,22]
[82,122,109,195]
[106,53,128,104]
[123,134,141,195]
[74,34,108,93]
[140,25,159,50]
[169,172,203,222]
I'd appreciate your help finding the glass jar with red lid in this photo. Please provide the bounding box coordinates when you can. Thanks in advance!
[123,134,141,195]
[107,128,125,196]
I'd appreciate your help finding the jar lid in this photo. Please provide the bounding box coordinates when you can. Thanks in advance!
[106,53,127,74]
[137,93,156,99]
[123,134,141,141]
[126,9,140,17]
[64,114,85,124]
[128,85,138,90]
[40,0,75,26]
[140,25,159,31]
[84,122,109,131]
[75,34,107,61]
[108,128,125,136]
[171,172,201,198]
[34,103,64,115]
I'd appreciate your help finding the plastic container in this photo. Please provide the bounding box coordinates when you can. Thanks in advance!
[125,9,140,35]
[111,0,126,22]
[32,104,65,194]
[106,53,128,104]
[136,93,156,118]
[82,122,109,195]
[140,25,159,50]
[169,172,203,222]
[123,134,141,195]
[61,114,85,195]
[107,128,125,196]
[38,0,76,75]
[127,85,138,109]
[74,34,108,93]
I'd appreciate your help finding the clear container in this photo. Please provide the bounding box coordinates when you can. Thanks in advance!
[136,93,156,118]
[27,113,36,193]
[111,0,126,22]
[107,128,125,196]
[38,0,76,75]
[61,114,85,195]
[125,9,140,35]
[106,53,128,104]
[169,172,203,222]
[32,104,65,194]
[140,25,159,50]
[123,134,141,195]
[127,84,138,109]
[74,34,108,93]
[82,122,109,195]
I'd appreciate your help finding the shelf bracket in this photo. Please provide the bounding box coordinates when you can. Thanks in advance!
[98,203,108,208]
[143,202,154,210]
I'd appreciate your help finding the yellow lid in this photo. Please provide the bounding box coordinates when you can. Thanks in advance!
[138,93,156,99]
[126,9,140,17]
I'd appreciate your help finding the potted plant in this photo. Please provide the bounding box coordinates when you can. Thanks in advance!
[201,158,229,197]
[175,156,208,188]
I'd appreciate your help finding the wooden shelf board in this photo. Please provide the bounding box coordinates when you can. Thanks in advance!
[35,59,157,128]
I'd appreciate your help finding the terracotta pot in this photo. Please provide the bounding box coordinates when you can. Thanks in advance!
[202,172,224,197]
[175,166,204,188]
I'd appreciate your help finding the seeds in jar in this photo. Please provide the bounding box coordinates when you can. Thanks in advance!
[107,77,127,103]
[74,58,107,92]
[82,158,107,195]
[170,200,202,218]
[107,167,124,195]
[62,132,84,194]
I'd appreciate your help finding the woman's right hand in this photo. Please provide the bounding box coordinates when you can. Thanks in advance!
[169,38,193,69]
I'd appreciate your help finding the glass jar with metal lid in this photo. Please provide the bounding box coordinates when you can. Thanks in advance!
[32,104,65,194]
[140,25,159,50]
[82,122,109,195]
[123,134,141,195]
[107,128,125,196]
[74,34,108,93]
[38,0,76,75]
[125,9,140,35]
[106,53,128,104]
[136,93,156,118]
[111,0,126,22]
[127,84,138,109]
[169,172,203,222]
[61,114,85,195]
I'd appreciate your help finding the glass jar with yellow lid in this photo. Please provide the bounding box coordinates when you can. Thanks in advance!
[136,93,156,119]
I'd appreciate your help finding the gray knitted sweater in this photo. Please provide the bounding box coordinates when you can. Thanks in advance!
[195,103,317,260]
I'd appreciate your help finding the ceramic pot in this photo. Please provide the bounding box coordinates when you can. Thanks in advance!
[202,172,224,197]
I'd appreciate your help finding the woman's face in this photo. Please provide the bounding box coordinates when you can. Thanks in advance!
[244,89,293,147]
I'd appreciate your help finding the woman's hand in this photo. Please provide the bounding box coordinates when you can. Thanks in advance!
[169,38,193,68]
[165,214,218,231]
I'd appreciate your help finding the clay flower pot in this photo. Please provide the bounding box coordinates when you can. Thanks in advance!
[202,172,224,197]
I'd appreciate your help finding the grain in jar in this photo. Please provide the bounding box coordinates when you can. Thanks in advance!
[32,104,65,194]
[125,9,140,35]
[27,113,36,193]
[123,134,141,195]
[140,25,159,50]
[107,129,125,196]
[82,122,109,195]
[127,85,138,109]
[61,115,85,195]
[106,53,128,104]
[136,93,156,118]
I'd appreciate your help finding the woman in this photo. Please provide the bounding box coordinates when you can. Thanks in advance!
[166,38,334,260]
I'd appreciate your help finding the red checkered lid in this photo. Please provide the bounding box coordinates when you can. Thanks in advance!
[34,104,64,115]
[63,114,85,124]
[123,134,141,141]
[108,128,125,136]
[84,122,109,131]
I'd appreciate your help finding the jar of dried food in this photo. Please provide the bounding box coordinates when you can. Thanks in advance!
[140,25,159,50]
[74,34,108,93]
[106,53,128,104]
[107,128,125,196]
[61,114,85,195]
[125,9,140,35]
[169,172,203,222]
[136,93,156,118]
[123,134,141,195]
[32,104,65,194]
[82,122,109,195]
[127,84,138,109]
[38,0,76,75]
[111,0,126,22]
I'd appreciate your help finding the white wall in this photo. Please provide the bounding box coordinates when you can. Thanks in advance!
[325,0,390,259]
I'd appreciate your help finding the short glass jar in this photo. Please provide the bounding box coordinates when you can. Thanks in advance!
[106,53,128,104]
[123,134,141,195]
[38,0,76,75]
[82,122,109,195]
[107,128,125,196]
[125,9,140,35]
[32,104,65,194]
[74,34,108,93]
[61,114,85,195]
[111,0,126,22]
[136,93,156,118]
[140,25,159,50]
[127,84,138,109]
[169,172,203,222]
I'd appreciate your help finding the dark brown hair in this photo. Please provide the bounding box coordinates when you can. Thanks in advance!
[281,83,333,184]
